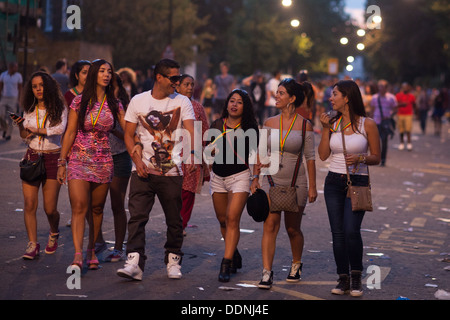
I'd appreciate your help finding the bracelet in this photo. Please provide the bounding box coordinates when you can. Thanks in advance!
[357,154,366,164]
[251,174,260,180]
[134,142,144,149]
[57,158,67,167]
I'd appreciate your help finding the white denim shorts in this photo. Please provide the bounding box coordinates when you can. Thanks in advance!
[209,169,251,194]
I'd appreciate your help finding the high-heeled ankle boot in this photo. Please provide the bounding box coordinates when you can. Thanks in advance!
[218,258,232,282]
[230,249,242,274]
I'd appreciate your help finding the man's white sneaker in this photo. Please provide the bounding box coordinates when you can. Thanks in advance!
[167,253,182,279]
[398,143,405,151]
[117,252,143,281]
[406,143,413,151]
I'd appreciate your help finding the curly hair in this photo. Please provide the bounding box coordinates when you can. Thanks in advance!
[78,59,120,131]
[221,89,258,131]
[21,71,65,127]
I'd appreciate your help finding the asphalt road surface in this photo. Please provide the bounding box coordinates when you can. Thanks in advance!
[1,118,449,311]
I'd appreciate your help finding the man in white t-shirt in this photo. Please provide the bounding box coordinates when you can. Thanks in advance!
[265,70,281,118]
[0,62,23,140]
[117,59,197,281]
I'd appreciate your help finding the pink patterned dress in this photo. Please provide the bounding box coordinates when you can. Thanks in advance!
[67,95,121,184]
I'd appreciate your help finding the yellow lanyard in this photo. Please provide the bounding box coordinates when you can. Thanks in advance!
[36,108,48,145]
[211,118,241,145]
[90,95,106,129]
[279,114,297,156]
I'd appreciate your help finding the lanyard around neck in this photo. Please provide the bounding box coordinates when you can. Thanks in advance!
[90,95,106,129]
[211,118,241,145]
[330,116,351,133]
[36,108,48,145]
[280,113,297,155]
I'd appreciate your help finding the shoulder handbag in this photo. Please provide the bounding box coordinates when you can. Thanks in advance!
[19,119,47,183]
[267,119,306,213]
[20,153,46,183]
[340,125,373,212]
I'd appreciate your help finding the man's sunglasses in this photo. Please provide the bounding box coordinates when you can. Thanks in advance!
[161,74,183,83]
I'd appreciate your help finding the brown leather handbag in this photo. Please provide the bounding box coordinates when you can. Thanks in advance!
[341,127,373,212]
[267,119,307,213]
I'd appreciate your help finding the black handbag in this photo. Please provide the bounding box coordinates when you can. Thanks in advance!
[20,152,46,183]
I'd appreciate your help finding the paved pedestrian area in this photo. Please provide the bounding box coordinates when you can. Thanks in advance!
[0,119,449,305]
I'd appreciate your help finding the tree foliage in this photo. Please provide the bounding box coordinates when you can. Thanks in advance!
[364,0,449,85]
[80,0,213,70]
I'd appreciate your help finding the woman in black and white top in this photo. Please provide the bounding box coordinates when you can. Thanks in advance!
[15,71,67,260]
[207,89,259,283]
[318,80,380,297]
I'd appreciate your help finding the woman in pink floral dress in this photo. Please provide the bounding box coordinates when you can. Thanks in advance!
[177,75,210,235]
[57,59,125,270]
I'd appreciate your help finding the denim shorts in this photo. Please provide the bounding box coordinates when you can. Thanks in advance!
[209,169,251,194]
[113,151,132,178]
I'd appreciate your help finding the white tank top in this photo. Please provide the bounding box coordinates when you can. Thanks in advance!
[328,117,369,175]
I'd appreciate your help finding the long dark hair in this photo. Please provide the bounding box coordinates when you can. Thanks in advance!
[221,89,258,131]
[21,71,65,127]
[69,60,91,88]
[114,73,130,111]
[279,78,305,108]
[78,59,119,131]
[331,80,366,133]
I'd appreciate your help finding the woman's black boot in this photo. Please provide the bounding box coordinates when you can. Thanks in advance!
[230,249,242,274]
[218,258,232,282]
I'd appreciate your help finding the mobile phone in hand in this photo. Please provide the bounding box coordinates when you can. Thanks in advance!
[9,112,24,124]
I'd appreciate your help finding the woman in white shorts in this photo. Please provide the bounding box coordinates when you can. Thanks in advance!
[207,89,259,283]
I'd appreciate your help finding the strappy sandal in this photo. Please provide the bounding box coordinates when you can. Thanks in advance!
[86,249,99,270]
[70,252,83,270]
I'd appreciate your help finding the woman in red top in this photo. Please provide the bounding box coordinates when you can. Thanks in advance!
[64,60,91,106]
[177,74,210,235]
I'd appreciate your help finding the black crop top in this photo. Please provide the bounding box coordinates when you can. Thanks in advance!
[207,118,259,177]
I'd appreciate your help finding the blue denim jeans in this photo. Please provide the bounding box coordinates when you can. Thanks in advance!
[324,172,369,274]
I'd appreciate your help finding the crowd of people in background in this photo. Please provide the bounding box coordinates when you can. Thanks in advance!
[1,56,449,298]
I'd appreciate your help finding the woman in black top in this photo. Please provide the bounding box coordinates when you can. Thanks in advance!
[206,89,258,282]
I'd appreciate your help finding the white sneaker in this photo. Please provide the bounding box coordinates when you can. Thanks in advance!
[167,253,182,279]
[398,143,405,151]
[117,252,143,281]
[406,143,413,151]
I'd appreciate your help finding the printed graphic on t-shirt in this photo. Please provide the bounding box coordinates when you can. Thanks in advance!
[138,106,181,175]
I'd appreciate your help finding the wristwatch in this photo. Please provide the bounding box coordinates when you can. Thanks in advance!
[251,175,260,180]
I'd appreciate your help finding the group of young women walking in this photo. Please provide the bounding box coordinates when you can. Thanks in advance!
[12,57,380,297]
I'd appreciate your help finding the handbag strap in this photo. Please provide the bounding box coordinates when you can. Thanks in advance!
[268,119,307,187]
[340,120,370,188]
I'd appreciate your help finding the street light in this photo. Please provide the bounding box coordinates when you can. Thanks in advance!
[357,29,366,37]
[291,19,300,28]
[340,37,349,45]
[357,43,365,51]
[373,15,382,24]
[346,65,354,72]
[282,0,292,7]
[347,56,355,63]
